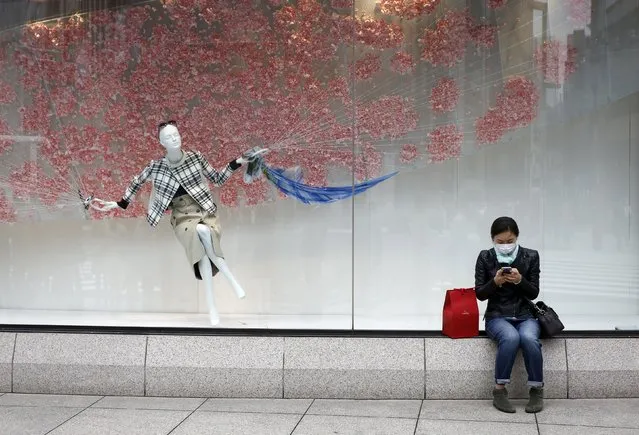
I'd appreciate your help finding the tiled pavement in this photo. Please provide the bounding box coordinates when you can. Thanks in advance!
[0,393,637,434]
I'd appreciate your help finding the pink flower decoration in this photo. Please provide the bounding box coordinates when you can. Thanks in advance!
[533,40,578,85]
[353,53,382,80]
[488,0,508,8]
[0,118,12,155]
[355,143,382,181]
[475,76,539,144]
[357,96,419,140]
[379,0,442,20]
[390,52,416,74]
[421,9,473,67]
[427,124,463,163]
[331,0,353,8]
[400,144,419,163]
[429,77,460,113]
[469,23,498,49]
[0,79,17,104]
[421,9,497,67]
[0,190,16,223]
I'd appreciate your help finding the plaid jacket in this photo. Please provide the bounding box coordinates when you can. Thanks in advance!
[120,150,237,227]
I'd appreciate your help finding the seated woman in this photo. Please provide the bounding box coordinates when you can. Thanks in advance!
[475,216,543,414]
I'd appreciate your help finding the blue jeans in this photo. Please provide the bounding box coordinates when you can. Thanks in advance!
[485,317,544,388]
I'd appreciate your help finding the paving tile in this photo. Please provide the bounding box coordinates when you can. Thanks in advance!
[292,415,416,435]
[48,408,190,435]
[0,393,101,408]
[200,398,312,414]
[0,406,83,435]
[539,424,639,435]
[93,396,205,411]
[307,399,421,418]
[416,419,538,435]
[536,399,639,428]
[171,410,301,435]
[419,399,536,423]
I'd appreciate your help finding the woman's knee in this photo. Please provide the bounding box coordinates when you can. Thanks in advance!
[498,330,520,347]
[519,332,541,349]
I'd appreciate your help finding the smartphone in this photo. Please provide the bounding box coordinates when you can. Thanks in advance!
[502,267,512,274]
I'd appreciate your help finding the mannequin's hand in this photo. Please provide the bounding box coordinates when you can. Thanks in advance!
[236,147,269,165]
[89,198,120,212]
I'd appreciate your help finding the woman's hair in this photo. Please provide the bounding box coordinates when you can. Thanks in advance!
[490,216,519,239]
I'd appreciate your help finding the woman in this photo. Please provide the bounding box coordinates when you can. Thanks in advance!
[475,216,543,414]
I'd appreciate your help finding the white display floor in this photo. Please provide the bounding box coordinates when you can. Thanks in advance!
[1,309,638,331]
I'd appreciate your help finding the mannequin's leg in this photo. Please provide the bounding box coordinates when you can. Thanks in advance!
[198,256,220,326]
[196,224,246,299]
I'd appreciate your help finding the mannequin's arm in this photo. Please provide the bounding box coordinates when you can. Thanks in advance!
[196,151,240,187]
[117,162,153,209]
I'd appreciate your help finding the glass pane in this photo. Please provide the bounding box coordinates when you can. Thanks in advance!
[352,0,639,330]
[0,0,356,329]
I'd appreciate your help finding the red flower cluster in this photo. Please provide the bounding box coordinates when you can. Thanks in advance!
[421,9,497,67]
[390,52,416,74]
[0,118,12,155]
[488,0,508,8]
[475,76,539,144]
[356,96,419,140]
[427,124,463,163]
[355,142,382,181]
[0,190,15,222]
[429,77,460,113]
[353,53,382,80]
[0,1,544,223]
[400,143,419,163]
[331,0,353,8]
[533,40,578,85]
[379,0,441,20]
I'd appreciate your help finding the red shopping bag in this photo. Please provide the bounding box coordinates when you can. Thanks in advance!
[442,287,479,339]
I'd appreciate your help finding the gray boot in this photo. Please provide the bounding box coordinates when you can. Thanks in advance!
[493,387,515,413]
[525,387,544,413]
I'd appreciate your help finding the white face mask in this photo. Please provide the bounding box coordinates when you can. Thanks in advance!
[495,243,517,255]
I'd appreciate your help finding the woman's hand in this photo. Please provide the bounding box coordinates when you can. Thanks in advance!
[504,268,522,285]
[493,268,507,287]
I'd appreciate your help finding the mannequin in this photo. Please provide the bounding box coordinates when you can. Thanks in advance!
[91,120,267,325]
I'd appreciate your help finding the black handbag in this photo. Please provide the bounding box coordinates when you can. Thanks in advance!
[523,298,565,338]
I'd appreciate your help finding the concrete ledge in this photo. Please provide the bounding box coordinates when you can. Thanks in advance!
[283,337,424,399]
[12,333,146,395]
[3,332,638,399]
[424,338,567,399]
[566,338,639,398]
[145,336,283,398]
[0,333,15,392]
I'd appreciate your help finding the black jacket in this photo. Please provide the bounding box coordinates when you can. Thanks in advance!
[474,247,541,319]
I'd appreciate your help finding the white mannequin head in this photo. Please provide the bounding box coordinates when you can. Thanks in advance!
[158,120,181,151]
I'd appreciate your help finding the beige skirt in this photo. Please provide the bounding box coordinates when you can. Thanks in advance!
[169,194,224,280]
